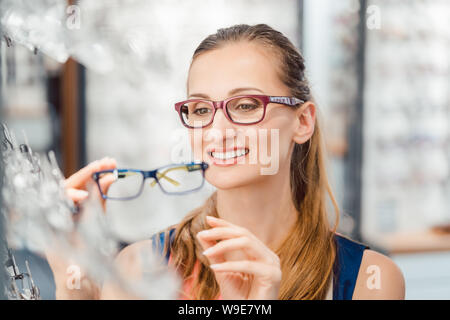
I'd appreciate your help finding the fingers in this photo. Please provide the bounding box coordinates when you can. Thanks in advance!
[87,172,116,205]
[204,215,236,228]
[196,232,225,265]
[99,173,117,197]
[201,217,279,265]
[64,157,117,214]
[64,157,117,189]
[197,226,244,241]
[198,216,280,267]
[199,216,282,299]
[196,216,248,265]
[205,216,258,240]
[202,237,275,265]
[210,260,281,282]
[66,188,89,203]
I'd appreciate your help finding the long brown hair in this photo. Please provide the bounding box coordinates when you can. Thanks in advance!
[161,24,339,300]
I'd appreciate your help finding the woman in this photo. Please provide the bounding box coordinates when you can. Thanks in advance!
[56,24,405,300]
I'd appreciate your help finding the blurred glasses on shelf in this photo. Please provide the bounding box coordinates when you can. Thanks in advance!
[92,162,209,200]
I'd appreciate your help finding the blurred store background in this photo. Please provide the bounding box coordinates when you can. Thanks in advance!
[0,0,449,299]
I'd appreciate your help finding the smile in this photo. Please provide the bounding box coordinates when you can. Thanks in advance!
[208,148,249,160]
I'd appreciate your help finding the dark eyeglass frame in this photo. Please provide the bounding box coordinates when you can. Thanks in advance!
[174,95,305,129]
[92,162,209,200]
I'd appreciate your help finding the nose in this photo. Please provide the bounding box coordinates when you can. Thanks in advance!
[205,108,237,145]
[210,108,230,130]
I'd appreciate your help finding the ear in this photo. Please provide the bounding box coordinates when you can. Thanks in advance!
[292,101,316,145]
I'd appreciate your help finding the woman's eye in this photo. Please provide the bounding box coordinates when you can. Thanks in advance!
[193,107,211,115]
[236,103,258,111]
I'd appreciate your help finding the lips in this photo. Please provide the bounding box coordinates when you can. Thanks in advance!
[206,147,249,166]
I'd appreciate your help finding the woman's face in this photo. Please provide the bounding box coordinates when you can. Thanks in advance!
[187,41,304,189]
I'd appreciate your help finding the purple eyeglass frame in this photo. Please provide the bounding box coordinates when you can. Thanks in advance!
[174,95,305,129]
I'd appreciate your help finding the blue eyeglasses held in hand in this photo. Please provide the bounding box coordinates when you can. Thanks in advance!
[92,162,209,200]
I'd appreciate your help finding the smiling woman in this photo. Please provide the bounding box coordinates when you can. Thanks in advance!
[140,24,404,300]
[58,23,405,300]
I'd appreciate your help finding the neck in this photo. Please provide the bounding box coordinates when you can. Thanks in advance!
[215,167,298,251]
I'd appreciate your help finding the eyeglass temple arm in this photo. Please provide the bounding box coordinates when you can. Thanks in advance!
[149,167,185,187]
[269,96,304,106]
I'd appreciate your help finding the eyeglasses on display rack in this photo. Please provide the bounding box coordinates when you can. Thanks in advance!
[92,162,209,200]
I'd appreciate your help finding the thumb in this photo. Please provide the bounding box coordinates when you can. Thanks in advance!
[99,173,117,198]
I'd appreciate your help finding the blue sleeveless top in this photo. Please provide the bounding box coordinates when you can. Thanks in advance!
[151,228,369,300]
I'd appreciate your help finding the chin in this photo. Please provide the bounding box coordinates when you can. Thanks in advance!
[205,165,264,190]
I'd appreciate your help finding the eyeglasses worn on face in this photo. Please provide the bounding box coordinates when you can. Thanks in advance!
[92,162,209,200]
[174,95,304,129]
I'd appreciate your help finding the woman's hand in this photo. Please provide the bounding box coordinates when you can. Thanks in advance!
[45,157,117,299]
[64,157,117,211]
[196,216,282,300]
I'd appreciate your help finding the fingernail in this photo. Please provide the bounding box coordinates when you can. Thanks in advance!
[196,231,202,238]
[197,229,210,236]
[76,190,89,198]
[206,216,218,221]
[202,248,213,256]
[210,264,219,269]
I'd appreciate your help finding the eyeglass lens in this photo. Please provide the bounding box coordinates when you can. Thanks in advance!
[156,164,204,193]
[97,170,144,199]
[180,96,265,128]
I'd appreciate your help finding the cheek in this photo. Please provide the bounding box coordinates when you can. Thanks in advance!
[255,117,295,164]
[189,129,204,160]
[277,125,296,161]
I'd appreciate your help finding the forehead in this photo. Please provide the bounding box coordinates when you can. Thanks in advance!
[187,41,287,97]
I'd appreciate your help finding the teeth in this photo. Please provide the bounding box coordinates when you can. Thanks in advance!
[210,149,248,160]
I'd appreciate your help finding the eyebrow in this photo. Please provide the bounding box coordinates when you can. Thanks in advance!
[188,87,264,99]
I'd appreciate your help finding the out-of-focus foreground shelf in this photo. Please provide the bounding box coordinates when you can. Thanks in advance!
[376,227,450,255]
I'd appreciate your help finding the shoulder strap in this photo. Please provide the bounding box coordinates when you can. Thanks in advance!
[332,234,370,300]
[150,228,176,263]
